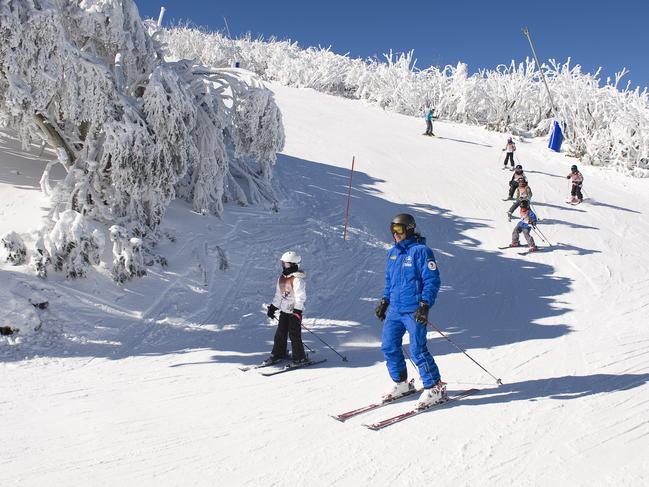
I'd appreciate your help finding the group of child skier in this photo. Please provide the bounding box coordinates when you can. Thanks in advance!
[501,136,585,251]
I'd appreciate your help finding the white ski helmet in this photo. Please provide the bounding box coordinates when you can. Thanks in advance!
[280,250,302,264]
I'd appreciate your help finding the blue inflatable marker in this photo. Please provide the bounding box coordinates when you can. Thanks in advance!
[549,120,563,152]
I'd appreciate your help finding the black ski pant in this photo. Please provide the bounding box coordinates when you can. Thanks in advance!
[508,180,519,198]
[571,183,583,201]
[425,119,433,135]
[271,311,306,361]
[503,152,515,167]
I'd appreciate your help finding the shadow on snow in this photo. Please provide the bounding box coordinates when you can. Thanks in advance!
[3,153,585,386]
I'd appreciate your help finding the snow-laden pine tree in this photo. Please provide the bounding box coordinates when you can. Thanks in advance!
[0,0,284,281]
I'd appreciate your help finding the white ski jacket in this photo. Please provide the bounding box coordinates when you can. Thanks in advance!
[271,271,306,313]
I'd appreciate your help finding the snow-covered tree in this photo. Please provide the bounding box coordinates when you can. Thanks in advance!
[161,25,649,176]
[0,0,284,281]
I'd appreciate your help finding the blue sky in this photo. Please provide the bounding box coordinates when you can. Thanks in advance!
[135,1,648,90]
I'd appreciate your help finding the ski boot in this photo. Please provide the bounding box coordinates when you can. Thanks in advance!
[416,381,448,409]
[290,354,310,367]
[261,353,289,366]
[382,380,414,402]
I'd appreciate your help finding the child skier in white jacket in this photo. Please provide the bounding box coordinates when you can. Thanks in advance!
[264,251,308,365]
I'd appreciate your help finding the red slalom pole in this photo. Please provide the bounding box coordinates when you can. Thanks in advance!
[343,156,355,240]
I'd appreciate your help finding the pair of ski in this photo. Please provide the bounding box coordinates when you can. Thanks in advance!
[498,244,547,256]
[239,357,327,376]
[332,380,479,430]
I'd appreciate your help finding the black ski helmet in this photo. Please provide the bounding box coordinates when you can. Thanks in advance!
[515,164,523,170]
[520,200,530,209]
[391,213,416,237]
[571,164,578,172]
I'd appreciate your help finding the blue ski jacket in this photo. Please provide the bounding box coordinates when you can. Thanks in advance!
[383,236,441,313]
[425,109,435,121]
[516,210,538,230]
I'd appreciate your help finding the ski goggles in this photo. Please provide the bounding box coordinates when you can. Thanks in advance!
[390,223,406,235]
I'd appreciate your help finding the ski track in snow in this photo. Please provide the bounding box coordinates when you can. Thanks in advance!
[2,83,649,485]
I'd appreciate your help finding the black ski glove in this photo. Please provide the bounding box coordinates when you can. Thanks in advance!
[414,302,430,325]
[267,304,278,319]
[375,298,389,321]
[292,309,303,323]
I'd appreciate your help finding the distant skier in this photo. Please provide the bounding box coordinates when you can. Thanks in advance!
[511,200,538,251]
[567,164,584,204]
[506,164,527,200]
[264,251,308,366]
[502,137,516,169]
[507,178,533,221]
[423,107,436,136]
[374,213,446,409]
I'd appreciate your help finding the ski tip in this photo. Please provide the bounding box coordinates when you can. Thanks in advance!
[330,414,347,423]
[362,423,380,431]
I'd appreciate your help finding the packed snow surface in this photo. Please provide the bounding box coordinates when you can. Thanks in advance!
[2,83,649,486]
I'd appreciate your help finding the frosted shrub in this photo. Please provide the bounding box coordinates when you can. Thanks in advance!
[45,210,103,279]
[1,232,27,265]
[109,226,146,283]
[162,27,649,176]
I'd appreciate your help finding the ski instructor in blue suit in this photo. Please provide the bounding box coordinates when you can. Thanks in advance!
[374,213,447,409]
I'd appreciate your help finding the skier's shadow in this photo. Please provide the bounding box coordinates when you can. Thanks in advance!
[532,201,586,213]
[539,218,599,230]
[525,169,565,179]
[436,136,493,148]
[551,242,602,256]
[587,199,640,213]
[452,373,649,406]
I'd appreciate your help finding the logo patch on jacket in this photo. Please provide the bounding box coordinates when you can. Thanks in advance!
[404,256,413,267]
[389,255,397,260]
[427,260,437,271]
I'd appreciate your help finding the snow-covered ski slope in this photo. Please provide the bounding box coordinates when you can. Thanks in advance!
[2,81,649,486]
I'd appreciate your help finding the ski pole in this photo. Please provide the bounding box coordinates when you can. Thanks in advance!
[302,321,348,362]
[303,341,316,354]
[403,346,418,372]
[427,320,503,386]
[533,226,553,246]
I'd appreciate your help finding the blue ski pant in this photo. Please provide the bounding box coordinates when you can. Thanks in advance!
[381,311,441,388]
